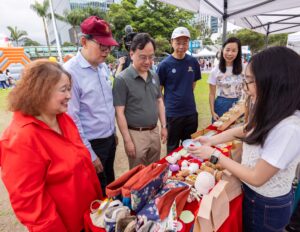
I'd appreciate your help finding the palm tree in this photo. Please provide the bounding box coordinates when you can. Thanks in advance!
[57,7,107,46]
[30,0,51,52]
[6,26,28,47]
[60,8,85,46]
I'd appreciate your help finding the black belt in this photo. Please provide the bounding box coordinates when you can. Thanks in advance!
[128,125,156,131]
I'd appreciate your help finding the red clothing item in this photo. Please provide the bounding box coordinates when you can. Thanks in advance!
[0,112,102,232]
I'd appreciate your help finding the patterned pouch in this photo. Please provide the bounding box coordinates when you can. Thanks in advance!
[137,180,190,221]
[122,163,169,212]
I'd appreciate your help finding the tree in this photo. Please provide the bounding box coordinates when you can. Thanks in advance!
[106,53,116,64]
[30,0,51,51]
[227,29,265,53]
[108,0,195,55]
[62,41,76,47]
[56,7,107,46]
[6,26,28,46]
[268,33,288,47]
[108,0,136,42]
[193,20,212,42]
[23,38,41,46]
[155,36,171,56]
[82,6,107,21]
[58,8,85,46]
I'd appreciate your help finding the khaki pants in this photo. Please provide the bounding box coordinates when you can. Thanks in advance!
[128,126,161,169]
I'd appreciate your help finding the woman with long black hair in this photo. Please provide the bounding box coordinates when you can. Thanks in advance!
[208,37,243,121]
[190,46,300,232]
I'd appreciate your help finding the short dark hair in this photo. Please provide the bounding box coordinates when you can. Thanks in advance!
[130,33,156,52]
[8,59,71,116]
[219,37,242,75]
[244,46,300,146]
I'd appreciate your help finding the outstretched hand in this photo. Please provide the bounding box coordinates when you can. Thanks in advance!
[188,145,215,160]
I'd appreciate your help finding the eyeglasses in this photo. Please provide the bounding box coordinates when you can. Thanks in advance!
[138,55,155,62]
[242,79,255,90]
[90,39,113,52]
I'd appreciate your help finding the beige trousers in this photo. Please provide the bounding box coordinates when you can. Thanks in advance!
[128,126,161,169]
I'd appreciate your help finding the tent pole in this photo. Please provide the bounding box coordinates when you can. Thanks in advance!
[222,0,228,43]
[222,17,227,43]
[49,0,63,63]
[265,23,270,48]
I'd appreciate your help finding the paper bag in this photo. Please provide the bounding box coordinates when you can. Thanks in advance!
[194,194,214,232]
[210,180,229,231]
[222,170,242,201]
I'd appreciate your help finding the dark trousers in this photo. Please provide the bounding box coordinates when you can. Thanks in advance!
[0,81,8,89]
[166,113,198,154]
[90,134,116,196]
[242,184,294,232]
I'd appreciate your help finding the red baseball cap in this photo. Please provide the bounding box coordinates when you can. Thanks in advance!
[80,16,118,46]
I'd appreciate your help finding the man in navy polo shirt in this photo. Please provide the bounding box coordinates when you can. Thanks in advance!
[157,27,201,154]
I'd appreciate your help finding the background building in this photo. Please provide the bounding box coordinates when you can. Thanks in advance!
[194,13,222,35]
[47,0,114,45]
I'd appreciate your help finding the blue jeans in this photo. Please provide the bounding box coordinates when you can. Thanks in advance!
[242,184,294,232]
[213,96,239,122]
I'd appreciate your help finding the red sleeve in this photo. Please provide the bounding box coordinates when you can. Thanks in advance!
[1,142,67,232]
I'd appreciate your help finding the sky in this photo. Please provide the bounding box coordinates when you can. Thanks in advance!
[0,0,45,44]
[0,0,239,46]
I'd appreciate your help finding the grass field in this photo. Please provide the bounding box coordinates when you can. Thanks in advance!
[0,90,9,110]
[194,73,211,129]
[0,73,211,132]
[0,90,11,134]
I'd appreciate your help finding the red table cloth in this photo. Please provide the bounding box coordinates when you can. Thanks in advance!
[84,126,243,232]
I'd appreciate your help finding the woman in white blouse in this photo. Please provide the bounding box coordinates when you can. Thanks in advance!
[190,46,300,232]
[208,37,244,121]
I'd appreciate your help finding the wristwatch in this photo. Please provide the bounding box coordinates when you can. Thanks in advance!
[161,124,167,129]
[210,149,221,164]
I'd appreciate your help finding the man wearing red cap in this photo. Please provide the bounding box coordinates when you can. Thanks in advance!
[64,16,118,195]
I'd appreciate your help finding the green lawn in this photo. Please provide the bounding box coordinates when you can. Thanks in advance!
[195,73,211,129]
[0,74,211,132]
[0,89,9,110]
[0,90,11,133]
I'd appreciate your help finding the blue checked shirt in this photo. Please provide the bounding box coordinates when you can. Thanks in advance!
[64,51,115,161]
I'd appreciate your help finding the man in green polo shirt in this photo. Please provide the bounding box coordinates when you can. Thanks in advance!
[113,33,167,169]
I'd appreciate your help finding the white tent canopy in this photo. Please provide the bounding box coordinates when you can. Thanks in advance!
[234,7,300,35]
[196,48,216,57]
[287,31,300,54]
[158,0,300,41]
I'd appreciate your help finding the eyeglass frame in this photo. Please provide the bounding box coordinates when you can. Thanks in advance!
[242,78,255,90]
[137,54,156,62]
[87,37,113,52]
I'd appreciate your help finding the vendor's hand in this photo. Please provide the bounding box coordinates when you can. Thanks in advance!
[193,136,212,146]
[212,112,219,121]
[118,57,126,65]
[125,140,136,158]
[93,157,104,173]
[161,128,167,144]
[188,145,215,160]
